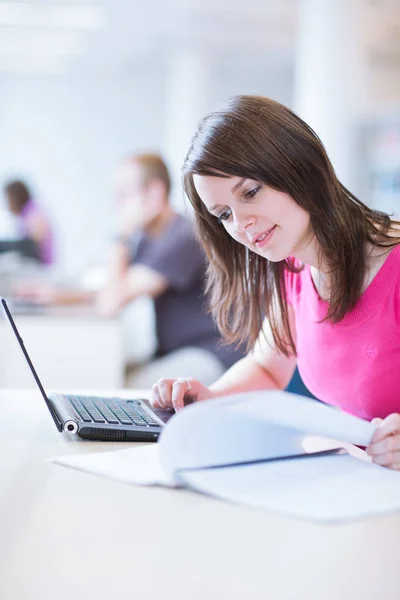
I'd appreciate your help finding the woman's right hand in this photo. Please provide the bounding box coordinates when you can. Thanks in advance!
[150,377,216,411]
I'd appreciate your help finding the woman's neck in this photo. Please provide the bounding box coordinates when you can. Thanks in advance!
[309,241,396,301]
[293,221,400,300]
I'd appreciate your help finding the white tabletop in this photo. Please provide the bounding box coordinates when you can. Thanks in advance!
[1,389,400,600]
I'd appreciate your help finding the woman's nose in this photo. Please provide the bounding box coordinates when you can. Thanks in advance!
[233,211,254,233]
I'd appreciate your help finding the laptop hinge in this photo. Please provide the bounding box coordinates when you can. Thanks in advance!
[49,395,78,433]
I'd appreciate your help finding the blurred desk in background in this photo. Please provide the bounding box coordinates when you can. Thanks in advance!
[0,304,124,389]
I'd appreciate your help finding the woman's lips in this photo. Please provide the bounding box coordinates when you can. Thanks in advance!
[254,226,277,248]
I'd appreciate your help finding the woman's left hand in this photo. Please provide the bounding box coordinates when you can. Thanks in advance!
[366,413,400,470]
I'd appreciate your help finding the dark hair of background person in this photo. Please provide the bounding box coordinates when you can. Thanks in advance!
[128,153,171,196]
[4,180,31,215]
[182,95,400,356]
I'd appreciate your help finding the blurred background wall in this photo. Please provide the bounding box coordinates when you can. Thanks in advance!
[0,69,165,274]
[0,0,398,277]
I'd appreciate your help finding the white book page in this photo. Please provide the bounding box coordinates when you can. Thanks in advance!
[180,452,400,523]
[50,444,176,487]
[229,391,376,445]
[159,391,376,482]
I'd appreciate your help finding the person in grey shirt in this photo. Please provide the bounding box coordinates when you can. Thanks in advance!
[97,153,244,387]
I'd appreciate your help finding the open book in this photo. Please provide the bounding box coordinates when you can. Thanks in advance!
[52,390,400,523]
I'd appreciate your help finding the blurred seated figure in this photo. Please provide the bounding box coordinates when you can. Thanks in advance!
[16,154,244,386]
[98,153,244,387]
[1,180,54,266]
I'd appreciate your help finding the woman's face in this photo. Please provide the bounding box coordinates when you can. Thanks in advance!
[193,174,313,263]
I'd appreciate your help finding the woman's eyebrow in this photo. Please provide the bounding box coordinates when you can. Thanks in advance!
[231,178,246,193]
[207,178,247,212]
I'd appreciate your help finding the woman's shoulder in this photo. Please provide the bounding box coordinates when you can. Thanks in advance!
[371,224,400,284]
[384,242,400,328]
[25,209,49,233]
[386,242,400,286]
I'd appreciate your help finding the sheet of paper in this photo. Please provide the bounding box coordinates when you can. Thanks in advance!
[158,391,376,480]
[229,391,376,445]
[50,444,176,487]
[180,452,400,523]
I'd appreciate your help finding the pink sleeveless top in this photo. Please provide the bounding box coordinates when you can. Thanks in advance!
[285,245,400,420]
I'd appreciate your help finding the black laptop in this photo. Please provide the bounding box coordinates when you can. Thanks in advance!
[1,298,173,441]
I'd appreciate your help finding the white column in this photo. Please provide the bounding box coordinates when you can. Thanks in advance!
[163,49,212,212]
[294,0,365,191]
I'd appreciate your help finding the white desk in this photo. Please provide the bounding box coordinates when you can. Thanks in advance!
[1,389,400,600]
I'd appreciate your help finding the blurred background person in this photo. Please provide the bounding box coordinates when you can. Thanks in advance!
[15,153,245,387]
[98,153,245,387]
[1,179,54,266]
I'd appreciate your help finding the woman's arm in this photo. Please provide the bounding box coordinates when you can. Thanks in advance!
[96,242,131,315]
[27,213,49,247]
[210,305,297,395]
[151,304,297,410]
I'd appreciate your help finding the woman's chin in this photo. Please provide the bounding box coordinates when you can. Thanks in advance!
[257,247,288,262]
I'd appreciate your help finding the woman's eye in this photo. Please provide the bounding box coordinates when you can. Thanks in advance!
[244,185,260,200]
[217,209,231,223]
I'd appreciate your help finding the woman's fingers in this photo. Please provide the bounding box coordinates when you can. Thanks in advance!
[150,377,202,411]
[370,413,400,443]
[150,383,163,408]
[171,379,191,411]
[367,433,400,468]
[368,435,400,457]
[367,414,400,469]
[368,447,400,469]
[150,378,173,408]
[156,378,174,408]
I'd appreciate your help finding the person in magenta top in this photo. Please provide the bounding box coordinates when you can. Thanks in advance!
[149,95,400,471]
[3,180,54,265]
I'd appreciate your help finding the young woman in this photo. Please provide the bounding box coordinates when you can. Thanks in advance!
[3,180,54,265]
[150,95,400,470]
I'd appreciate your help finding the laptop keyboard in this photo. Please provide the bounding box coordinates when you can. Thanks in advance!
[69,396,161,428]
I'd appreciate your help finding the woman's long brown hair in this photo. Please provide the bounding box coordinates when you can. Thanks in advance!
[183,95,400,356]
